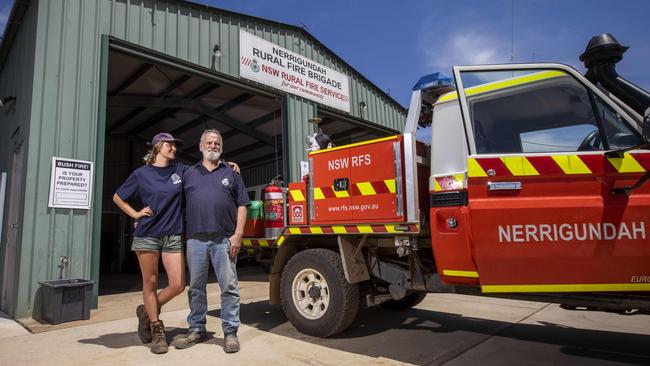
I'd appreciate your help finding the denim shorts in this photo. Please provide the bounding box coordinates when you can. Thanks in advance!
[131,235,183,253]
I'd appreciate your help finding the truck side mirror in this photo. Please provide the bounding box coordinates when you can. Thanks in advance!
[643,109,650,142]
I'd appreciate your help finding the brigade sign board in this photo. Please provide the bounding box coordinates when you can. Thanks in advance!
[48,157,93,209]
[239,30,351,113]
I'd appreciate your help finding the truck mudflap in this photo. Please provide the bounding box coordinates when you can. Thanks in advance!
[242,222,420,248]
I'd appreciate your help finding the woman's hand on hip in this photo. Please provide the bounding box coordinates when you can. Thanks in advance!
[135,206,153,220]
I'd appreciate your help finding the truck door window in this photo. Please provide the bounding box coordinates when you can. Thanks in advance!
[460,69,603,154]
[592,93,643,149]
[520,124,601,153]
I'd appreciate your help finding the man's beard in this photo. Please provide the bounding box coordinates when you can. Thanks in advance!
[203,150,221,162]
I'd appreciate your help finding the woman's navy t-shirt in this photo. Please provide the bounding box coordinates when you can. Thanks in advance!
[116,163,188,237]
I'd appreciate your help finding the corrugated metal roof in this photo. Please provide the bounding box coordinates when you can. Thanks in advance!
[0,0,406,112]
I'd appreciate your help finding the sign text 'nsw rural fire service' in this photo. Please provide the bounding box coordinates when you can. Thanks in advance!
[239,30,351,113]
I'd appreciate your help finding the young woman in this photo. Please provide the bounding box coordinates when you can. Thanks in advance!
[113,132,187,354]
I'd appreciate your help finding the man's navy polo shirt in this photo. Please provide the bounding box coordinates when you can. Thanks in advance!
[183,161,250,237]
[115,163,187,237]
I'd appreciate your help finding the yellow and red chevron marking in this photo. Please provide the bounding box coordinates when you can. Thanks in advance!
[284,223,419,235]
[244,223,420,248]
[242,239,272,247]
[314,179,396,200]
[288,189,305,202]
[433,173,466,192]
[468,152,650,178]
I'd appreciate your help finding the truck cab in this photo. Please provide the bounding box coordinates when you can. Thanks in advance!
[429,64,650,293]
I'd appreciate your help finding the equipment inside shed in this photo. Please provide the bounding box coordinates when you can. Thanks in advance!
[98,46,387,295]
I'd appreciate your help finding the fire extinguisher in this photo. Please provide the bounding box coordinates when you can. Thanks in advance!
[264,176,285,238]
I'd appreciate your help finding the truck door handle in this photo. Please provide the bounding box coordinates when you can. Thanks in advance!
[487,182,522,191]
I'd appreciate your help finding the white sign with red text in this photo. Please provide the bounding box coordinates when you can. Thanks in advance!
[240,30,350,113]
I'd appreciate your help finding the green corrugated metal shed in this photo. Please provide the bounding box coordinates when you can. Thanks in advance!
[0,0,406,319]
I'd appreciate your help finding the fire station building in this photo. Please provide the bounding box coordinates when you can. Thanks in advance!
[0,0,406,320]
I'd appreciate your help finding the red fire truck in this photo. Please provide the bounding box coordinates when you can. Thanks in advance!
[242,34,650,337]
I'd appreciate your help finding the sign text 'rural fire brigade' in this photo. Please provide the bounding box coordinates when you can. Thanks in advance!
[239,30,351,112]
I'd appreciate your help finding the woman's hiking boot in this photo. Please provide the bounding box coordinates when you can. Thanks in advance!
[136,304,151,343]
[149,320,168,354]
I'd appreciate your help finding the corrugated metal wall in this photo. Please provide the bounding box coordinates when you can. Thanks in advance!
[241,160,284,189]
[0,0,39,317]
[15,0,108,318]
[11,0,406,318]
[285,95,317,180]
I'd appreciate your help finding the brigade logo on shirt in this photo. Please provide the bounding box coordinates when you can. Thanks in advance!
[222,178,230,186]
[171,174,182,185]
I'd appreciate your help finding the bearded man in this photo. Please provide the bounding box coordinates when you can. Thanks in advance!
[175,129,250,353]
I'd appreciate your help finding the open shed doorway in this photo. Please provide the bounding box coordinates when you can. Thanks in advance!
[315,110,394,147]
[98,46,283,296]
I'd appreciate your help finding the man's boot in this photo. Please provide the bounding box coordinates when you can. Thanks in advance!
[136,305,151,343]
[149,320,168,354]
[224,333,240,353]
[175,330,208,349]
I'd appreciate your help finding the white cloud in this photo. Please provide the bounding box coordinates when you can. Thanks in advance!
[418,14,511,74]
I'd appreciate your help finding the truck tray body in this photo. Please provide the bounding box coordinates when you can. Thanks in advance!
[308,136,405,225]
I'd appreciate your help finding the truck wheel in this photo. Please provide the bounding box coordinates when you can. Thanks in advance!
[380,292,427,310]
[280,248,359,337]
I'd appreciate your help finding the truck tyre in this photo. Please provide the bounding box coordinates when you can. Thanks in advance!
[280,248,359,337]
[380,292,427,310]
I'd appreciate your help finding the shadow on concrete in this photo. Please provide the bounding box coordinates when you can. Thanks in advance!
[78,327,221,349]
[229,300,650,366]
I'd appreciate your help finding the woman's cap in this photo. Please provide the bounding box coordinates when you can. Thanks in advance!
[148,132,184,146]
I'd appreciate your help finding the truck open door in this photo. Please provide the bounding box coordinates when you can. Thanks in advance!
[452,64,650,293]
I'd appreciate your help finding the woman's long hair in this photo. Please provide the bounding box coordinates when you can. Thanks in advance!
[144,141,165,165]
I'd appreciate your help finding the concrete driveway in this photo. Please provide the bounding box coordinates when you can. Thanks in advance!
[1,266,649,365]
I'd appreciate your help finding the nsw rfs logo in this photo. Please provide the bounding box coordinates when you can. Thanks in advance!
[222,178,230,186]
[291,205,304,224]
[251,60,260,73]
[171,174,182,185]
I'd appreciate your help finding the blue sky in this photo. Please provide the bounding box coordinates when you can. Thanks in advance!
[1,0,648,107]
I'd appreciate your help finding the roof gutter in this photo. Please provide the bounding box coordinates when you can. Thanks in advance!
[0,0,31,74]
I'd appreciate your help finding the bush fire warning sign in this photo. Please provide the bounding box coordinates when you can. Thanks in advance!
[48,157,94,209]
